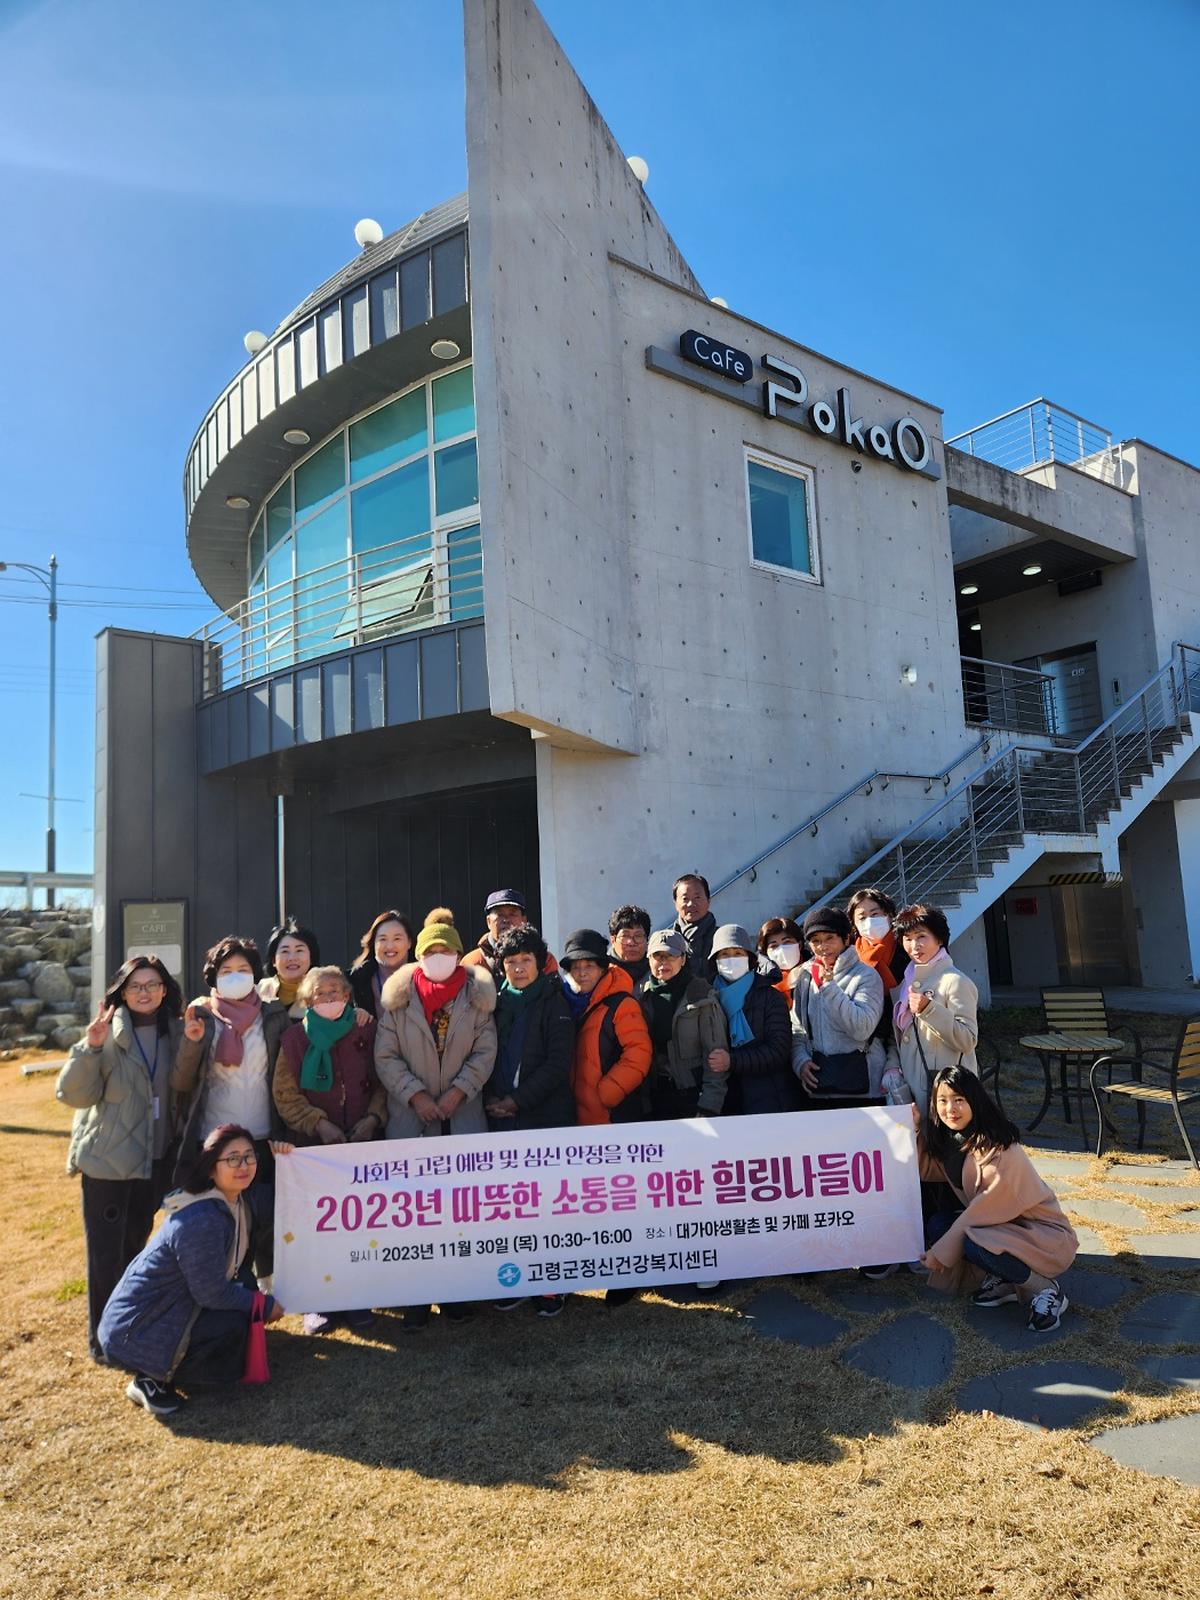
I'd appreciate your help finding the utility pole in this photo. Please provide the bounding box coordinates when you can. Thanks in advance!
[0,555,60,907]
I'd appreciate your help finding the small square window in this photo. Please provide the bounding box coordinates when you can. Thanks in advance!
[746,451,817,580]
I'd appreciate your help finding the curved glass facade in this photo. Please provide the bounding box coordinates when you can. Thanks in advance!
[243,362,481,669]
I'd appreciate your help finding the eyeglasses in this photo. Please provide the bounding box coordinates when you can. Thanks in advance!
[125,981,165,996]
[216,1151,258,1170]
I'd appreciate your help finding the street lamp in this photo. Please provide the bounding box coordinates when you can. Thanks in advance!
[0,555,58,906]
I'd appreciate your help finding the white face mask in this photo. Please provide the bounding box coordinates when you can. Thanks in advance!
[215,970,255,1001]
[770,942,802,971]
[859,915,891,942]
[419,952,459,983]
[716,955,751,982]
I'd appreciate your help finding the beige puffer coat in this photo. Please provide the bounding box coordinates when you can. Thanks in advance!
[374,963,497,1139]
[57,1008,185,1181]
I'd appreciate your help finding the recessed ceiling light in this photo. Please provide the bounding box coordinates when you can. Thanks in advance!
[960,583,979,596]
[430,339,461,361]
[225,495,251,510]
[283,428,310,446]
[969,621,982,632]
[1022,564,1043,577]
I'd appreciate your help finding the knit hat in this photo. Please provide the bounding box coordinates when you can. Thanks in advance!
[802,906,853,942]
[710,923,754,957]
[560,928,609,968]
[415,921,464,959]
[485,888,526,914]
[647,929,688,959]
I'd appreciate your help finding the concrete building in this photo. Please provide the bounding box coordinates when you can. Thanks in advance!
[91,0,1200,1004]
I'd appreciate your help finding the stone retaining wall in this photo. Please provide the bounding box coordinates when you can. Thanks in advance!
[0,907,92,1053]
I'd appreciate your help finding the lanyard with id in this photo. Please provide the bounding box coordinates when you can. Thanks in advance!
[132,1028,162,1121]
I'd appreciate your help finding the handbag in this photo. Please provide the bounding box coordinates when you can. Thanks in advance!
[809,1047,869,1096]
[241,1291,271,1385]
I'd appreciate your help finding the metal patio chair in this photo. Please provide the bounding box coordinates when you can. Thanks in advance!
[1019,988,1141,1142]
[1090,1016,1200,1169]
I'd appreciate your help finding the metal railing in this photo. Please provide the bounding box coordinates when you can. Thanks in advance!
[947,398,1126,490]
[0,870,93,908]
[709,733,993,901]
[807,642,1200,916]
[194,529,483,696]
[961,655,1057,737]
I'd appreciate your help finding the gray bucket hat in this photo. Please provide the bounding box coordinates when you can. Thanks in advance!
[710,923,755,956]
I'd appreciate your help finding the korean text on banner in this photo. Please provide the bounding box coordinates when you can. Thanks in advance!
[273,1108,923,1312]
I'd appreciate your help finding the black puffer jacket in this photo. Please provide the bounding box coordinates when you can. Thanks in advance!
[720,973,800,1116]
[489,980,578,1132]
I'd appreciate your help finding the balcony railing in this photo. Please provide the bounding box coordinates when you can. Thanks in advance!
[947,398,1126,489]
[194,529,483,698]
[961,655,1057,737]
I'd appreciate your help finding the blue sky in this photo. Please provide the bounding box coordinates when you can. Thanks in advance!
[0,0,1196,880]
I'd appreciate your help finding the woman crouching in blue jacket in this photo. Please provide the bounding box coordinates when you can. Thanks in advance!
[99,1124,286,1417]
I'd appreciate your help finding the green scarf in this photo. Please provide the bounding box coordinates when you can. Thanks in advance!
[300,1004,355,1092]
[496,971,552,1052]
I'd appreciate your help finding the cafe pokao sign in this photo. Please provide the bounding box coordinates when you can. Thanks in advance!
[653,329,937,478]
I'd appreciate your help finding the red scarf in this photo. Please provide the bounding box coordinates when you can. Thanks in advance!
[210,989,262,1066]
[856,932,899,995]
[412,964,468,1028]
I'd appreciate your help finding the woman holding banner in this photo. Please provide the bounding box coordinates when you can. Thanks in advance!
[374,912,497,1330]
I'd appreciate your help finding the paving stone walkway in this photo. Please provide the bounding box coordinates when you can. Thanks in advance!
[737,1146,1200,1485]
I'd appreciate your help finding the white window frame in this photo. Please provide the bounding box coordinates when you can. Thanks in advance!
[743,445,820,586]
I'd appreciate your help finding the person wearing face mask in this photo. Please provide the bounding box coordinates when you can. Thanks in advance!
[637,930,729,1120]
[171,936,290,1280]
[56,956,188,1363]
[348,909,416,1019]
[374,911,498,1330]
[273,966,384,1334]
[789,907,884,1104]
[758,918,805,1000]
[708,924,798,1116]
[259,917,321,1020]
[846,887,910,1098]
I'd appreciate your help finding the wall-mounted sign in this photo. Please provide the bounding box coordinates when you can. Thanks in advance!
[646,339,939,479]
[679,329,753,383]
[122,900,187,982]
[1012,896,1039,916]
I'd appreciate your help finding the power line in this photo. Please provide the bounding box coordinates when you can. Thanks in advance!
[0,593,208,612]
[0,572,205,597]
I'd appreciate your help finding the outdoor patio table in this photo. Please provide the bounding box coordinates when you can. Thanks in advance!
[1018,1031,1126,1144]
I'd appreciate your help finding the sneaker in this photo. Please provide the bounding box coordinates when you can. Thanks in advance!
[402,1305,431,1333]
[860,1263,900,1281]
[125,1374,184,1417]
[605,1287,639,1307]
[302,1311,334,1336]
[493,1297,525,1312]
[971,1274,1020,1309]
[342,1307,377,1330]
[534,1294,565,1318]
[1026,1282,1069,1333]
[694,1280,721,1291]
[441,1303,474,1324]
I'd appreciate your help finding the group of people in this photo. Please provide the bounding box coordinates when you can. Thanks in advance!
[57,873,1078,1419]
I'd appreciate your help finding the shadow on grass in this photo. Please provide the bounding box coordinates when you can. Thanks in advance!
[160,1287,915,1484]
[0,1124,70,1139]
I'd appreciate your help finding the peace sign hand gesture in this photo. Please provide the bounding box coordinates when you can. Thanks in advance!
[85,1003,115,1050]
[183,1004,208,1044]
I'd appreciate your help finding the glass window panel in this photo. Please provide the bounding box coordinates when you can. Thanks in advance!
[249,516,265,579]
[319,304,342,374]
[435,438,478,515]
[216,399,228,460]
[336,560,434,640]
[432,364,474,442]
[241,370,258,432]
[276,337,296,404]
[343,286,369,359]
[228,384,242,448]
[298,319,318,388]
[257,353,276,418]
[349,390,427,482]
[352,457,430,559]
[265,481,292,552]
[748,459,812,574]
[295,435,345,519]
[265,535,294,670]
[400,251,430,329]
[447,523,483,621]
[369,270,399,342]
[296,504,349,661]
[432,234,467,315]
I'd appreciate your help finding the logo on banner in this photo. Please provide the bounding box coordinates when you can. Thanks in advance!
[498,1262,522,1288]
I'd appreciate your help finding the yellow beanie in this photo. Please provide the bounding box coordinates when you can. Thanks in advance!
[415,922,463,959]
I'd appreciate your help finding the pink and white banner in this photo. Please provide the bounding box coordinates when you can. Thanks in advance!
[273,1107,923,1310]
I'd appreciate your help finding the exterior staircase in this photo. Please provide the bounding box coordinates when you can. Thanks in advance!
[712,644,1200,940]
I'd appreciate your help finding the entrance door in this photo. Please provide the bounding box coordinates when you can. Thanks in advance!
[1016,643,1101,739]
[1052,883,1135,985]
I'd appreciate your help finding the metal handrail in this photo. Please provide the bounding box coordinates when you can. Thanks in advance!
[805,641,1200,916]
[946,396,1126,490]
[709,733,992,900]
[960,655,1057,736]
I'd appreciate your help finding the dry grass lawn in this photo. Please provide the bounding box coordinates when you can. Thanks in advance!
[3,1048,1199,1600]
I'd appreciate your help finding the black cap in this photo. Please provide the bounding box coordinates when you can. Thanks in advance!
[802,906,853,942]
[560,928,610,968]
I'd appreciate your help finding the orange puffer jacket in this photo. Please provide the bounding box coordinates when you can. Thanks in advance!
[571,965,652,1126]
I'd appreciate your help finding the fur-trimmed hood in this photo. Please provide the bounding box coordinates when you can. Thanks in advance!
[379,960,497,1016]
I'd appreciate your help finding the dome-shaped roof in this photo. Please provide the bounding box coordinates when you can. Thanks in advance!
[273,191,469,339]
